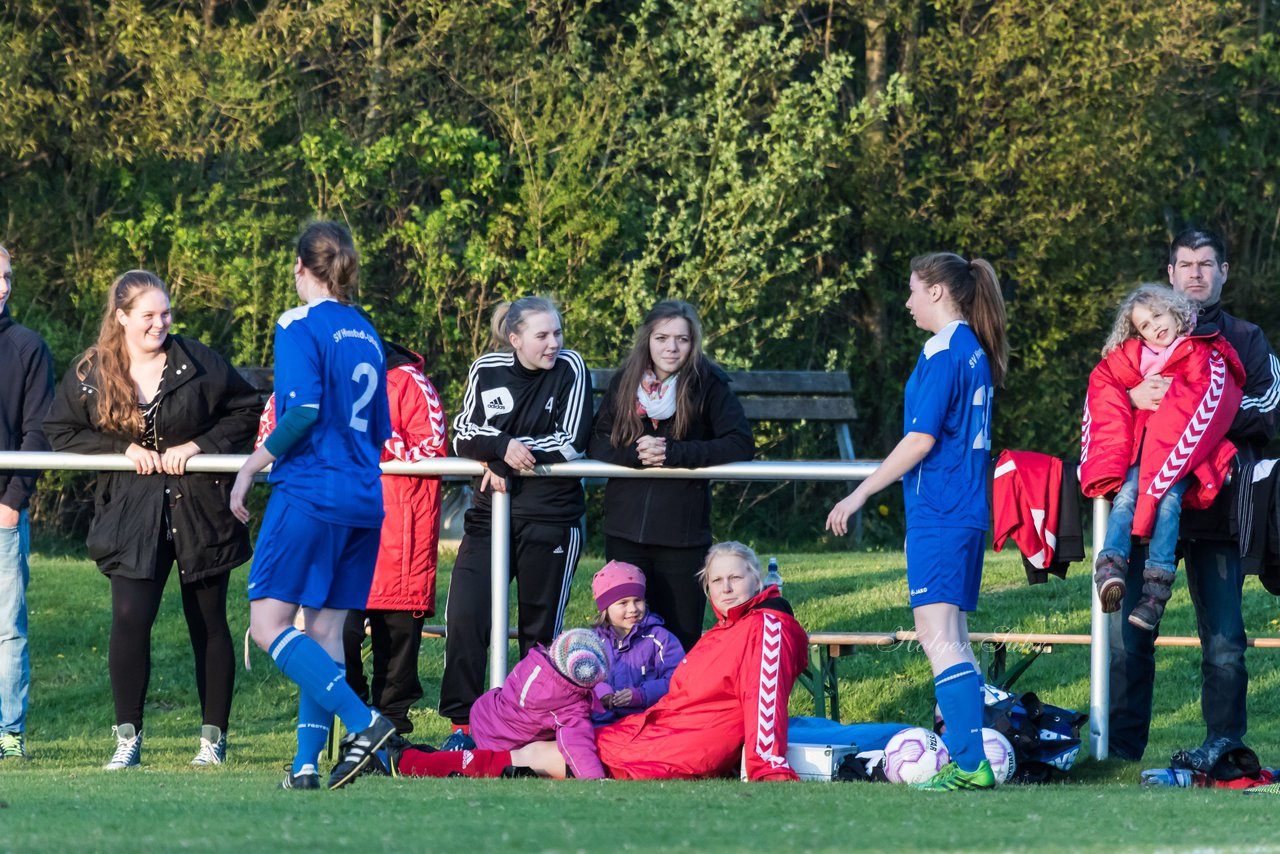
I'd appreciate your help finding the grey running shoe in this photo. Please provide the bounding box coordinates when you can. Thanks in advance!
[280,763,321,790]
[328,714,396,790]
[104,724,142,770]
[191,725,227,766]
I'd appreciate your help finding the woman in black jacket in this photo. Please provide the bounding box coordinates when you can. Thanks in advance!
[45,271,259,770]
[589,300,753,651]
[438,295,593,746]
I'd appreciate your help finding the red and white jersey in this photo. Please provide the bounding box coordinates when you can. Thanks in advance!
[992,450,1062,569]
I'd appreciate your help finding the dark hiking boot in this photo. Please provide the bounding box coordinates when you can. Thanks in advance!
[1094,553,1128,613]
[1127,567,1175,631]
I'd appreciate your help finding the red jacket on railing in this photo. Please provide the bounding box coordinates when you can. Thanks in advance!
[1080,327,1243,538]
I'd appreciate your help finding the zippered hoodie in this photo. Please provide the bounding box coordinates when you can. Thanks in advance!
[469,645,605,780]
[0,308,54,511]
[594,585,808,781]
[590,611,685,724]
[453,350,591,525]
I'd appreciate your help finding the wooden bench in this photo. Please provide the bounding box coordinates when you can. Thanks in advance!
[590,368,858,460]
[800,630,1280,721]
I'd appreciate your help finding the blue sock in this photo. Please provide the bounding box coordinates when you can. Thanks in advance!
[293,689,330,774]
[269,628,376,734]
[934,663,985,772]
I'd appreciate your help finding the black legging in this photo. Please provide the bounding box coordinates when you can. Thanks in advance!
[108,536,235,730]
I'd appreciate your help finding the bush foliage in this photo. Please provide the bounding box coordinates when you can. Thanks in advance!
[4,1,1279,538]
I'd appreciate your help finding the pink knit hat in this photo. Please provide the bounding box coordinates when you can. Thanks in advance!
[592,561,646,611]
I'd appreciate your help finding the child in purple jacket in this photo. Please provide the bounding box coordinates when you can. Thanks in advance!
[589,561,686,725]
[464,628,609,779]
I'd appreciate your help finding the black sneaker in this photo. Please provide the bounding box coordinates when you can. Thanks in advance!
[280,763,321,790]
[336,731,401,777]
[501,765,541,779]
[381,734,417,775]
[328,714,396,790]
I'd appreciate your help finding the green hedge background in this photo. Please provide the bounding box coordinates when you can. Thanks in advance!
[4,0,1278,543]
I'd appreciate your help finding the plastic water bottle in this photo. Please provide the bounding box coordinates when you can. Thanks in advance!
[1140,768,1204,787]
[765,557,783,591]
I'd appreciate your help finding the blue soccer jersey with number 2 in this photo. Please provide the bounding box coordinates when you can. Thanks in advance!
[901,319,993,530]
[269,298,391,529]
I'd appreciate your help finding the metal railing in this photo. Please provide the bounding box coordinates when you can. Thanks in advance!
[0,450,1135,759]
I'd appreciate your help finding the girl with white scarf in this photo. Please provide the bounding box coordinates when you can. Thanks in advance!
[588,301,754,651]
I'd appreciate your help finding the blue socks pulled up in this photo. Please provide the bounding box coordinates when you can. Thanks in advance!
[269,627,376,744]
[934,662,985,772]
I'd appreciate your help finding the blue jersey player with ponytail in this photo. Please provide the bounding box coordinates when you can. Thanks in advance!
[231,221,395,791]
[826,252,1008,791]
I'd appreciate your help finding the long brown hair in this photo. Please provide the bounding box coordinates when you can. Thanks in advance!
[610,300,709,447]
[75,270,169,436]
[297,221,359,303]
[910,253,1009,386]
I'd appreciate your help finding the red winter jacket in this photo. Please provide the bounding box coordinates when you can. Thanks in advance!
[255,344,447,612]
[1080,329,1243,538]
[595,585,808,781]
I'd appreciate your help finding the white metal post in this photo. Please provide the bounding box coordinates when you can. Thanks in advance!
[488,489,511,689]
[1089,496,1111,759]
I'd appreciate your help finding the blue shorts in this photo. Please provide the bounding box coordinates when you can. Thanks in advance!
[248,492,380,610]
[905,526,985,612]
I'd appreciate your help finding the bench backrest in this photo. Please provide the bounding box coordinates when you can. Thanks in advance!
[590,368,857,423]
[240,366,858,424]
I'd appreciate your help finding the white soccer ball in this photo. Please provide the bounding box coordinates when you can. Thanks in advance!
[982,727,1016,785]
[883,726,951,784]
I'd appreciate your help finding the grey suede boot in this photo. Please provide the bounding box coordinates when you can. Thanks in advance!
[1127,567,1175,631]
[1094,553,1128,614]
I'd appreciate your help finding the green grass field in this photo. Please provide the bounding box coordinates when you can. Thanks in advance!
[4,544,1280,852]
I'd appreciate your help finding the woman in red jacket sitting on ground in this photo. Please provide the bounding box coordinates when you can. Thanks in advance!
[395,541,809,781]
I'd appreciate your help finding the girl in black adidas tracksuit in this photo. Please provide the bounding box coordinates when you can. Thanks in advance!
[439,296,592,732]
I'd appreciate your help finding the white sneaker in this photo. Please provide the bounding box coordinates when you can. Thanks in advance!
[104,724,142,770]
[191,725,226,766]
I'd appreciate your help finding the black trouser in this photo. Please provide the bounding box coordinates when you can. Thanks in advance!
[439,516,581,724]
[606,535,709,653]
[108,535,234,730]
[1108,538,1248,759]
[342,608,425,734]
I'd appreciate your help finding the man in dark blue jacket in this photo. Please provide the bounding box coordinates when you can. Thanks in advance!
[0,245,54,761]
[1111,228,1280,770]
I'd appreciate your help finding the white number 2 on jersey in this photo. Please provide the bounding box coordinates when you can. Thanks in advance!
[349,362,378,432]
[971,385,993,451]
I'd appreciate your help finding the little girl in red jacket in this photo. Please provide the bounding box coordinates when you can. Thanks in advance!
[1081,284,1244,631]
